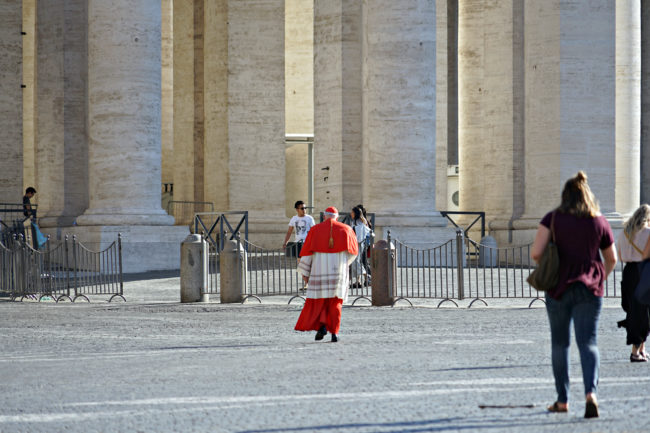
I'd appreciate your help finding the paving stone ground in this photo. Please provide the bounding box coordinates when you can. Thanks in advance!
[0,276,648,433]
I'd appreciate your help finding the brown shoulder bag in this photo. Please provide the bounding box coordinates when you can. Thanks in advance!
[527,211,560,291]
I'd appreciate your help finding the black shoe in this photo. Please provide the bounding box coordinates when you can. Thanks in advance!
[584,399,599,419]
[331,334,338,342]
[315,326,327,341]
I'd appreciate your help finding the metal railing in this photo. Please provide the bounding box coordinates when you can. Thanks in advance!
[0,234,124,303]
[391,231,461,308]
[386,230,620,308]
[168,200,214,226]
[439,211,485,239]
[0,203,37,245]
[194,211,248,252]
[242,238,305,304]
[72,235,124,303]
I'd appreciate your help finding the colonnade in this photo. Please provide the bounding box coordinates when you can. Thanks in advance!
[2,0,650,272]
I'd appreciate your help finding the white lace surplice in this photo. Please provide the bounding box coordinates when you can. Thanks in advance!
[297,252,356,301]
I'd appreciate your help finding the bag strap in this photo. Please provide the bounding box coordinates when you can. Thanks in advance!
[550,211,556,243]
[624,230,644,256]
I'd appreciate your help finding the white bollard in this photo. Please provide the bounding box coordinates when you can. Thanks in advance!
[180,234,208,303]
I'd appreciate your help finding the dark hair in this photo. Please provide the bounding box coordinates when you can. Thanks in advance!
[356,204,370,228]
[294,200,304,209]
[25,187,36,195]
[558,171,599,218]
[351,206,362,221]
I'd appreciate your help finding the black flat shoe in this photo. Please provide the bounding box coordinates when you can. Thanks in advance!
[315,326,327,341]
[331,334,338,343]
[630,353,647,363]
[584,399,599,419]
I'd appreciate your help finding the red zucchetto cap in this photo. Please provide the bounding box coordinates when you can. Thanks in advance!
[324,206,338,216]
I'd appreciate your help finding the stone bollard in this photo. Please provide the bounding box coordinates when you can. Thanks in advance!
[371,239,396,306]
[479,236,498,268]
[180,234,208,303]
[220,237,246,303]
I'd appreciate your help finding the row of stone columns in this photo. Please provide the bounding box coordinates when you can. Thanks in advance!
[458,0,642,244]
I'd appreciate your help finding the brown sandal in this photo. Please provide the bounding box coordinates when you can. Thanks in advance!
[547,402,568,413]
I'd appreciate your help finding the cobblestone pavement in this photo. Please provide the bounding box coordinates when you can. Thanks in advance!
[0,277,648,432]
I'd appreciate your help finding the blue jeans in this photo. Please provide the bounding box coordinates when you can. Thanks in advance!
[545,282,602,403]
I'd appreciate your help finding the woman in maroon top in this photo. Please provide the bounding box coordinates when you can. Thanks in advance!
[531,171,617,419]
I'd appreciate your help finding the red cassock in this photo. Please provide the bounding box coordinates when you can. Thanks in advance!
[294,218,358,335]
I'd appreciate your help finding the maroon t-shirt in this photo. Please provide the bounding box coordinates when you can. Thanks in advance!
[540,211,614,299]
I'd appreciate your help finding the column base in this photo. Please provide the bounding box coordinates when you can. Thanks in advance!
[42,225,190,273]
[38,215,77,229]
[374,212,457,248]
[489,213,626,247]
[76,209,175,226]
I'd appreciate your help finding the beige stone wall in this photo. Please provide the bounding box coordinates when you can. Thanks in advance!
[22,0,36,192]
[285,0,313,136]
[0,0,23,203]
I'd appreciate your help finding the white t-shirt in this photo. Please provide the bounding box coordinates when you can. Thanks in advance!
[289,215,315,242]
[617,226,650,263]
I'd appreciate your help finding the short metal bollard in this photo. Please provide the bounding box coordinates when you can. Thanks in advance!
[371,239,396,306]
[479,236,498,267]
[180,234,208,303]
[220,237,246,303]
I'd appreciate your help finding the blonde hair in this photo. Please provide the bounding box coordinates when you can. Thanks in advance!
[558,171,600,218]
[624,204,650,238]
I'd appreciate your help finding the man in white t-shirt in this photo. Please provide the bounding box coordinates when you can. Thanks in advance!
[282,200,315,253]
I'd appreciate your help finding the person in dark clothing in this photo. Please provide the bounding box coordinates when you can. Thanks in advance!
[616,204,650,362]
[531,171,617,419]
[23,187,37,218]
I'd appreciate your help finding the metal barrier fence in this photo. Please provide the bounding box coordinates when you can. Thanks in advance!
[168,201,214,226]
[194,211,248,251]
[388,230,621,308]
[392,232,461,308]
[242,238,305,304]
[0,235,124,303]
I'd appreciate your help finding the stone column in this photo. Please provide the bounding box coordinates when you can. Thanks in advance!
[76,0,172,226]
[22,0,36,190]
[517,0,621,241]
[203,0,229,211]
[641,1,650,204]
[458,0,525,244]
[313,0,363,212]
[161,0,173,187]
[615,0,641,216]
[0,0,23,203]
[35,0,88,228]
[172,0,197,204]
[227,0,286,244]
[362,0,450,245]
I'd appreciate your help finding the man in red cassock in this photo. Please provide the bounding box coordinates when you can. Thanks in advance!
[294,206,358,342]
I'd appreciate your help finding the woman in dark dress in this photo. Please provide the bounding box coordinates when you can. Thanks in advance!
[531,171,617,419]
[616,204,650,362]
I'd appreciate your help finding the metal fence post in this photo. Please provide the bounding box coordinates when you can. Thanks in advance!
[72,235,78,299]
[118,233,123,296]
[456,229,465,301]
